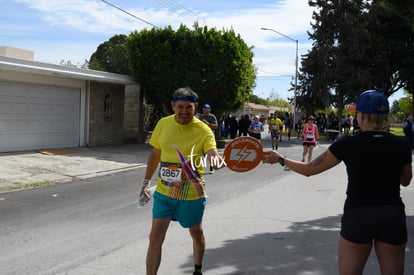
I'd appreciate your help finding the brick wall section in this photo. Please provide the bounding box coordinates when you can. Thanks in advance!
[88,81,125,146]
[123,85,142,143]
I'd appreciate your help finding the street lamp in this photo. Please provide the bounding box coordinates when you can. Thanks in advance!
[261,27,298,121]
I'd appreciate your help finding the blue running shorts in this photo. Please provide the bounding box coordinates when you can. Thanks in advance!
[153,192,206,228]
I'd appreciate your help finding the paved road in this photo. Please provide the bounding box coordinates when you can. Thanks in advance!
[0,136,413,274]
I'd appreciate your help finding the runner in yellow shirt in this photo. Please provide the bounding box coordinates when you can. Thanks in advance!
[269,114,283,149]
[139,87,224,275]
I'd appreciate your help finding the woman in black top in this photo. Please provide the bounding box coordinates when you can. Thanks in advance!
[238,114,251,137]
[264,90,412,275]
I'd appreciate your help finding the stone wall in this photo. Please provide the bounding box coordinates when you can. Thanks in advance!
[88,81,125,146]
[123,85,143,143]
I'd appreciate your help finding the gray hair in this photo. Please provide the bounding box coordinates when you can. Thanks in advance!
[173,87,198,102]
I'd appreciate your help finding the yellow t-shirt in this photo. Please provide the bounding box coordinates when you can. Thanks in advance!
[150,115,216,200]
[269,117,283,131]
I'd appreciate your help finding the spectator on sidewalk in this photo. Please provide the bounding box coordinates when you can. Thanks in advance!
[229,115,239,139]
[264,90,412,275]
[198,103,219,174]
[198,103,218,138]
[352,115,360,134]
[403,114,413,147]
[238,114,251,137]
[248,115,264,141]
[284,112,293,140]
[296,115,305,140]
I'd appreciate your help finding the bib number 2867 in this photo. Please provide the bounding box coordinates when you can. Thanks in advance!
[160,166,182,182]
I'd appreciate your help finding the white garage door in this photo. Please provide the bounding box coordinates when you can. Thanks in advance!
[0,82,81,152]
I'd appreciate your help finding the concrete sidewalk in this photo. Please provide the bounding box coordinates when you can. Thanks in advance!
[0,144,153,192]
[0,133,315,192]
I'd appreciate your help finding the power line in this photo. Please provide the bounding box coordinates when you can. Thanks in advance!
[157,0,195,21]
[101,0,160,29]
[156,0,206,25]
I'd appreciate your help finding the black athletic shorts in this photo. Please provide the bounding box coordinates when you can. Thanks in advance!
[270,130,280,138]
[340,205,407,245]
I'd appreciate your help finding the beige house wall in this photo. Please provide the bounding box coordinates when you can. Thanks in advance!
[0,46,34,61]
[232,102,289,120]
[0,54,142,151]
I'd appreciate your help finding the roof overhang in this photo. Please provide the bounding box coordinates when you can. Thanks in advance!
[0,56,139,85]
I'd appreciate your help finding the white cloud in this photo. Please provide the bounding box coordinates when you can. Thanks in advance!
[9,0,316,97]
[197,1,314,77]
[17,0,142,33]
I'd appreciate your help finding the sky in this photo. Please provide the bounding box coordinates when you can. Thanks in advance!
[0,0,403,102]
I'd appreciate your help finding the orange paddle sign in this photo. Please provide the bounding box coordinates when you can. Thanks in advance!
[223,136,271,172]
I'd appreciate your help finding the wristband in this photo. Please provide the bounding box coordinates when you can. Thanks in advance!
[278,156,285,166]
[142,179,150,187]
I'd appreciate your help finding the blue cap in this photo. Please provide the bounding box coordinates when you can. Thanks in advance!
[203,104,211,109]
[356,90,389,114]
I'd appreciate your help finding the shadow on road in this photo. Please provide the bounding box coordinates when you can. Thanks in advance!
[179,214,414,275]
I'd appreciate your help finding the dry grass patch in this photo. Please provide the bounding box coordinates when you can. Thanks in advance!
[0,180,54,192]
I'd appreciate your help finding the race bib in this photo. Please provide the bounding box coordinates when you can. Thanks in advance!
[271,125,279,130]
[159,163,182,183]
[306,133,314,139]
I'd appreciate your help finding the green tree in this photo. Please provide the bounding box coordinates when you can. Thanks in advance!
[380,0,414,29]
[390,100,399,114]
[379,0,414,114]
[300,0,414,120]
[269,98,291,109]
[364,1,414,96]
[89,34,130,75]
[127,24,256,121]
[249,94,267,105]
[60,59,89,69]
[59,59,77,68]
[302,0,369,116]
[398,91,413,114]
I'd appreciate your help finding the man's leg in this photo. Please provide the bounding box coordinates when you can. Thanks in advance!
[146,218,171,275]
[271,133,275,149]
[275,133,279,149]
[189,222,205,273]
[190,224,205,263]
